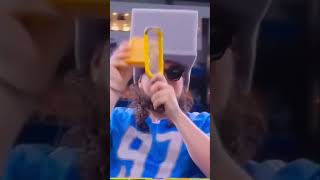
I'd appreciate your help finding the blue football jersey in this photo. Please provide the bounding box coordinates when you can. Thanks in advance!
[110,107,210,178]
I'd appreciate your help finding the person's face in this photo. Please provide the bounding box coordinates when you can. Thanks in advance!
[139,61,185,98]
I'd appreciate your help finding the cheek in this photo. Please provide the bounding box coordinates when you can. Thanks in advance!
[170,80,184,96]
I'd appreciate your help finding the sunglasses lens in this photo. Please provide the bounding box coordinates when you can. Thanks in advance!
[165,66,185,81]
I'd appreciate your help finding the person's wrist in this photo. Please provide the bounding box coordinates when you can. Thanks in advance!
[110,80,127,94]
[170,109,187,126]
[110,85,125,95]
[110,78,127,90]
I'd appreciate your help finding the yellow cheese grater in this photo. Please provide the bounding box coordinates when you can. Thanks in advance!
[126,27,164,79]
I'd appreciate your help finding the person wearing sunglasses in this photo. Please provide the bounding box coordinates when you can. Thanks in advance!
[110,9,209,179]
[110,41,210,178]
[164,63,185,81]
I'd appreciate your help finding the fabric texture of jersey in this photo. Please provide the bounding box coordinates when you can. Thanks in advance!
[110,107,210,178]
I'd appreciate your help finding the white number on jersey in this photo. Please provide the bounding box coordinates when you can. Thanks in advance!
[117,127,183,178]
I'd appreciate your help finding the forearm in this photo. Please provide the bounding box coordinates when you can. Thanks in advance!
[173,111,210,177]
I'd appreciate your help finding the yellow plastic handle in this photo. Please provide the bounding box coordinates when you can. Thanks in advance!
[144,27,164,79]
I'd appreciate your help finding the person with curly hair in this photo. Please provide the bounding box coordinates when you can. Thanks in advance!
[110,9,210,179]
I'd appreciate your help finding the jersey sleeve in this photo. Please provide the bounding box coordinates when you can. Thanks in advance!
[188,112,211,136]
[110,107,134,147]
[110,107,134,133]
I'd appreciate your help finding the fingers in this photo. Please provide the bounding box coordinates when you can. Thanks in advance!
[150,73,167,84]
[150,80,168,94]
[153,96,166,110]
[151,90,168,109]
[111,60,130,69]
[115,41,130,53]
[111,52,130,61]
[110,41,131,61]
[150,77,171,109]
[151,89,167,103]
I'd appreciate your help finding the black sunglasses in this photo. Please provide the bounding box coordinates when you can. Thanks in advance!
[164,65,185,81]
